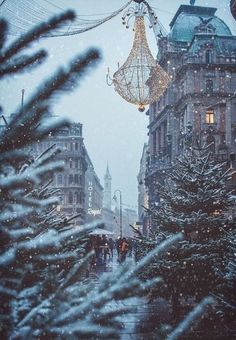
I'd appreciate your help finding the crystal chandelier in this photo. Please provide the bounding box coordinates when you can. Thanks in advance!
[107,1,169,112]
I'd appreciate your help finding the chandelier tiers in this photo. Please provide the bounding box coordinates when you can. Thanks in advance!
[106,1,170,112]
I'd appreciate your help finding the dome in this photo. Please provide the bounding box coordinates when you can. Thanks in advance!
[169,5,232,43]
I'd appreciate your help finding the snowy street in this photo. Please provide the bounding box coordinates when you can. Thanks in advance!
[87,254,172,339]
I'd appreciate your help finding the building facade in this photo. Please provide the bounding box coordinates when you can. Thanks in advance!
[31,122,87,225]
[145,4,236,211]
[84,151,103,222]
[137,143,150,235]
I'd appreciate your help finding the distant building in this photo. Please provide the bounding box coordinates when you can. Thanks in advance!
[122,208,138,237]
[145,3,236,211]
[103,164,112,210]
[137,143,150,235]
[84,151,103,222]
[30,122,87,225]
[101,165,118,235]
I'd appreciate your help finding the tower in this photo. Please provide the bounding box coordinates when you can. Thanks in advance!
[103,164,112,210]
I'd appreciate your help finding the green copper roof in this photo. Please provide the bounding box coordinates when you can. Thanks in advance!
[169,5,232,42]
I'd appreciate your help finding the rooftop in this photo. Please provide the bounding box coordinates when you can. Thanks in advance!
[169,5,232,43]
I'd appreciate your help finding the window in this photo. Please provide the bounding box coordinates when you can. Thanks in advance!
[205,50,212,64]
[69,174,73,184]
[75,159,78,168]
[68,191,73,204]
[206,79,213,94]
[70,142,73,151]
[69,159,73,169]
[74,192,79,204]
[153,131,157,154]
[74,174,78,184]
[57,174,63,185]
[75,142,79,151]
[205,109,215,124]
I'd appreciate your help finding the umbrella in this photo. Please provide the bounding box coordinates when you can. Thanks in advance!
[89,228,114,235]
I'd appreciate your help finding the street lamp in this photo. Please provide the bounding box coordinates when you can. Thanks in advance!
[113,189,122,238]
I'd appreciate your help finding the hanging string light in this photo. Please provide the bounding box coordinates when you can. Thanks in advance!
[107,1,169,112]
[0,0,132,36]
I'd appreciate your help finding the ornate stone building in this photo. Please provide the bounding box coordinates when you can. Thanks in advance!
[31,122,87,225]
[145,3,236,210]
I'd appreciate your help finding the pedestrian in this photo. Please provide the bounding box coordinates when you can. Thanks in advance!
[94,235,101,264]
[127,238,133,256]
[116,237,122,262]
[108,237,114,258]
[120,237,129,263]
[101,235,109,262]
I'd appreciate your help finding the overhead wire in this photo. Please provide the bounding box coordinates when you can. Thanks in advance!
[0,0,133,37]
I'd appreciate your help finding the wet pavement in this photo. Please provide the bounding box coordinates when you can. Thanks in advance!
[87,254,171,340]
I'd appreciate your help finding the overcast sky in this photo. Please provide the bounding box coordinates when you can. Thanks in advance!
[0,0,235,209]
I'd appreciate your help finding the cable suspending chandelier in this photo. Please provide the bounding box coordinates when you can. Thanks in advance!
[106,0,169,112]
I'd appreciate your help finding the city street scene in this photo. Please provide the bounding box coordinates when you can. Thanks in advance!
[0,0,236,339]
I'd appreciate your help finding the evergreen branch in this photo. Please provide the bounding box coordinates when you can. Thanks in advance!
[0,11,76,63]
[0,50,47,78]
[0,19,7,50]
[167,297,214,340]
[0,49,100,152]
[126,233,184,279]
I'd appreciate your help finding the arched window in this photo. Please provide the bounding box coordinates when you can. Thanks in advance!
[69,174,73,184]
[68,191,73,204]
[57,174,63,185]
[74,174,78,184]
[205,50,212,64]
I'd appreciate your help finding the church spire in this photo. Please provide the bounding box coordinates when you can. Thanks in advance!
[104,163,112,180]
[103,163,112,210]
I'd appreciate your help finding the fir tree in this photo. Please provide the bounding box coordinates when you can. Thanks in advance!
[0,11,194,339]
[137,144,235,330]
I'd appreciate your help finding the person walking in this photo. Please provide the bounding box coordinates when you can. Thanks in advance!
[108,238,114,259]
[116,237,122,262]
[120,237,129,263]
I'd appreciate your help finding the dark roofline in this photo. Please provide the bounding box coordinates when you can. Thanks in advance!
[170,5,217,28]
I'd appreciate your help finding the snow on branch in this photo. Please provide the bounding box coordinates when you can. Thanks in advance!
[167,297,214,340]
